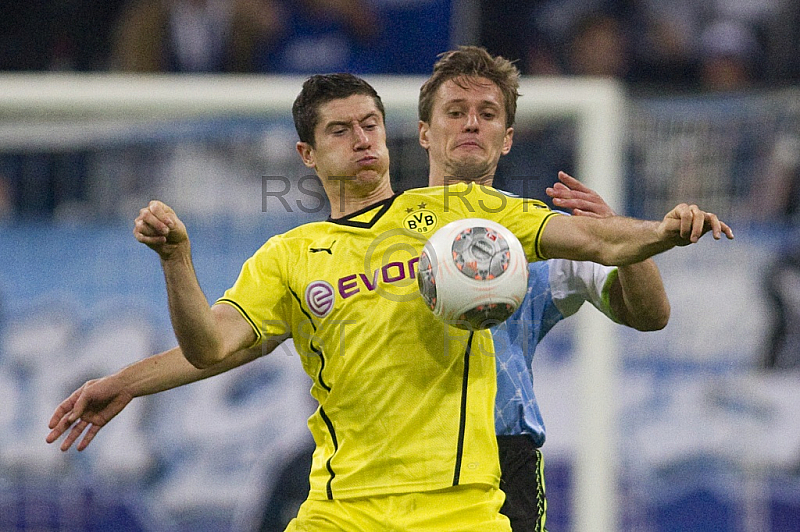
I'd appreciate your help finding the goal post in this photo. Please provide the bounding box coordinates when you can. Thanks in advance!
[513,77,625,532]
[0,74,626,532]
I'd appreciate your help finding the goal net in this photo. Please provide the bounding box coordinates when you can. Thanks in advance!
[627,89,800,226]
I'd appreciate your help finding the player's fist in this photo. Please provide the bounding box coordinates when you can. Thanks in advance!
[133,200,189,259]
[659,203,734,245]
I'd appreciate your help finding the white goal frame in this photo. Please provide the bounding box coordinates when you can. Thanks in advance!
[0,74,626,532]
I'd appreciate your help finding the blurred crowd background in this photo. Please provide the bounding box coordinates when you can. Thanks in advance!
[1,0,800,221]
[2,1,800,531]
[1,0,799,87]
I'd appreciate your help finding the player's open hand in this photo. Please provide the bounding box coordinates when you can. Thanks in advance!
[46,376,134,452]
[660,203,734,245]
[133,200,189,259]
[546,171,616,218]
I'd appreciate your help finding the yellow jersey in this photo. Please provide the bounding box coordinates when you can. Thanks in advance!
[217,183,559,500]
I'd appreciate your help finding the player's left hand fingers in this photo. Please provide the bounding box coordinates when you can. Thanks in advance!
[701,210,723,240]
[550,187,615,218]
[557,171,590,192]
[720,220,734,239]
[60,419,90,452]
[570,208,603,218]
[48,392,78,431]
[76,424,103,452]
[671,203,693,242]
[699,211,734,241]
[46,411,77,444]
[133,224,168,246]
[689,205,706,242]
[545,182,568,199]
[549,182,570,193]
[46,387,86,443]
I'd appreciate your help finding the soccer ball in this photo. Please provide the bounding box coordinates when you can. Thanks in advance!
[417,218,529,330]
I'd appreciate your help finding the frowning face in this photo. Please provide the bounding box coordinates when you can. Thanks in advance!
[420,76,513,186]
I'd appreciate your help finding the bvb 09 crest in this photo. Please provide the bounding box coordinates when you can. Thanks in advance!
[402,209,438,234]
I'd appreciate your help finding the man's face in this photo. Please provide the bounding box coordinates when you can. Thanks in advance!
[420,76,513,185]
[297,94,390,189]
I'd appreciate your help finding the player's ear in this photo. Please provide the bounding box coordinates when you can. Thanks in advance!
[418,120,430,151]
[501,127,514,155]
[296,141,316,168]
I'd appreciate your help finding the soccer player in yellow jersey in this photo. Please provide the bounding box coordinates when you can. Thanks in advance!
[47,73,732,530]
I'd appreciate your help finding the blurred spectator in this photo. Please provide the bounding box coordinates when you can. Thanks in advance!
[524,36,563,77]
[0,152,90,221]
[0,2,51,70]
[480,0,800,90]
[110,0,282,72]
[747,132,800,222]
[253,0,381,74]
[762,235,800,370]
[483,1,700,85]
[622,2,701,90]
[479,0,542,73]
[549,3,705,87]
[0,0,127,71]
[0,173,12,220]
[763,0,800,84]
[255,438,314,532]
[60,0,131,70]
[697,19,761,92]
[565,13,629,79]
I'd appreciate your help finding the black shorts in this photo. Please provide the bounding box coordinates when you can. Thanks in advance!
[497,435,547,532]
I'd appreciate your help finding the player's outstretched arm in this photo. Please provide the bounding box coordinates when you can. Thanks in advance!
[547,172,670,330]
[541,181,733,266]
[134,201,256,368]
[46,342,270,451]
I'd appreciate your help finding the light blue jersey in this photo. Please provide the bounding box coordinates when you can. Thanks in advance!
[493,259,621,445]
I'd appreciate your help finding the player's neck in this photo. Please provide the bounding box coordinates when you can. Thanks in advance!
[428,169,496,188]
[328,178,395,218]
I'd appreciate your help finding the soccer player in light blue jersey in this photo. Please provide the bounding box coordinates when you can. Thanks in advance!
[418,46,671,531]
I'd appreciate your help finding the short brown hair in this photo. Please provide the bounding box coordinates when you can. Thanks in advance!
[293,73,386,146]
[418,46,520,128]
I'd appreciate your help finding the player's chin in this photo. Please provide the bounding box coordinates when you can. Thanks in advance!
[449,160,491,182]
[452,147,489,162]
[452,146,485,158]
[353,168,386,185]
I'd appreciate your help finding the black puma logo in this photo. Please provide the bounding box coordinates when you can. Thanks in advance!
[310,240,336,254]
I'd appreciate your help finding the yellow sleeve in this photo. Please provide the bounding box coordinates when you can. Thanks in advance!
[216,236,293,345]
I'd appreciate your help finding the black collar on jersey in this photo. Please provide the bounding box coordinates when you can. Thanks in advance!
[327,192,403,229]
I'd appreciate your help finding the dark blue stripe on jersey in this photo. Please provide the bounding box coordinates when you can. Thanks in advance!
[216,298,260,339]
[319,406,339,500]
[535,211,560,259]
[452,331,475,486]
[288,287,331,392]
[327,192,402,229]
